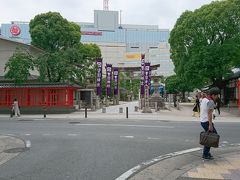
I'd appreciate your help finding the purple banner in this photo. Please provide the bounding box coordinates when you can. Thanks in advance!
[113,67,119,95]
[144,62,151,87]
[140,54,145,96]
[96,58,103,96]
[148,66,151,86]
[149,66,151,95]
[106,64,112,96]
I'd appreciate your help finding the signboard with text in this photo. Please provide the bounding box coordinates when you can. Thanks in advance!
[140,54,145,96]
[106,64,112,96]
[144,62,151,91]
[113,68,119,95]
[96,58,103,96]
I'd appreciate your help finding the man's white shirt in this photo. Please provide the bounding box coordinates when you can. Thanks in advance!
[200,97,215,123]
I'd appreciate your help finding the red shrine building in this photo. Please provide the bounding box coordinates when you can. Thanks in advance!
[0,36,80,113]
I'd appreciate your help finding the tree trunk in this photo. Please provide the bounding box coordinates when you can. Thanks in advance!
[182,91,186,102]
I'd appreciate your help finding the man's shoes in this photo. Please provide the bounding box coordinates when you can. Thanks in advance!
[202,154,214,160]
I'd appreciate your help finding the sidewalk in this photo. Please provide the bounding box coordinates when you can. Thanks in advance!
[0,101,239,122]
[0,135,26,166]
[126,145,240,180]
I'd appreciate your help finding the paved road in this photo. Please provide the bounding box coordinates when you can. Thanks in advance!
[0,117,239,180]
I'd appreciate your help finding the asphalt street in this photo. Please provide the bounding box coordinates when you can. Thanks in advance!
[0,117,239,180]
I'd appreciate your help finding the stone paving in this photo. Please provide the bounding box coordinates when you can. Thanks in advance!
[0,101,239,122]
[183,153,240,180]
[0,135,26,166]
[127,146,240,180]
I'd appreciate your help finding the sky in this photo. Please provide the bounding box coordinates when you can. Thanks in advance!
[0,0,214,29]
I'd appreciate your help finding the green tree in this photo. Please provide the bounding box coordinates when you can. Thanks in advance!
[29,12,80,52]
[29,12,101,84]
[4,49,34,83]
[35,43,101,84]
[169,0,240,89]
[165,75,192,94]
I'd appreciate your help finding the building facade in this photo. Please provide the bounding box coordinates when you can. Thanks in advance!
[0,10,175,77]
[0,35,41,77]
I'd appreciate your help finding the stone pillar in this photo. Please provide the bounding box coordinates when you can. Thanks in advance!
[102,107,106,113]
[116,95,119,105]
[142,85,152,113]
[168,94,171,110]
[119,107,123,113]
[155,102,158,112]
[96,96,100,109]
[106,97,109,107]
[127,94,131,102]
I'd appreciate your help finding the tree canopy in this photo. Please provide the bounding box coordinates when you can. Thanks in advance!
[29,12,101,84]
[169,0,240,89]
[35,43,101,85]
[165,75,193,94]
[4,49,34,83]
[29,12,81,52]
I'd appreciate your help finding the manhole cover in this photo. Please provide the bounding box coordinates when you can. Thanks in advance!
[4,147,28,153]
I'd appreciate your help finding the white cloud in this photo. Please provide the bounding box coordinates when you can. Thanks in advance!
[0,0,214,29]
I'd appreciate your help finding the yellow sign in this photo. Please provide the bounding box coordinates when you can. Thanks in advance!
[126,53,141,60]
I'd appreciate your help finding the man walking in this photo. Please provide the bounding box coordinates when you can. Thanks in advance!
[200,87,220,159]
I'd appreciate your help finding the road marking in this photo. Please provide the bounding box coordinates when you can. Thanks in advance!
[42,133,55,136]
[75,123,174,129]
[67,134,78,136]
[148,137,161,140]
[25,134,31,136]
[120,136,134,139]
[222,141,229,144]
[115,147,202,180]
[25,140,31,148]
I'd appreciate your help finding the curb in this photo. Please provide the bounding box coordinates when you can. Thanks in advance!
[115,147,202,180]
[0,135,28,167]
[116,144,240,180]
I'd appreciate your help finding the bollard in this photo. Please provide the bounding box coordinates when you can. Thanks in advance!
[119,107,123,113]
[43,107,46,118]
[134,106,138,112]
[102,107,106,113]
[85,107,87,118]
[126,107,128,118]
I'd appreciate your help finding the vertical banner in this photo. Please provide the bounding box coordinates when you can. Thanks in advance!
[140,54,145,96]
[96,58,103,96]
[106,64,112,96]
[144,62,151,87]
[148,65,152,95]
[113,67,119,95]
